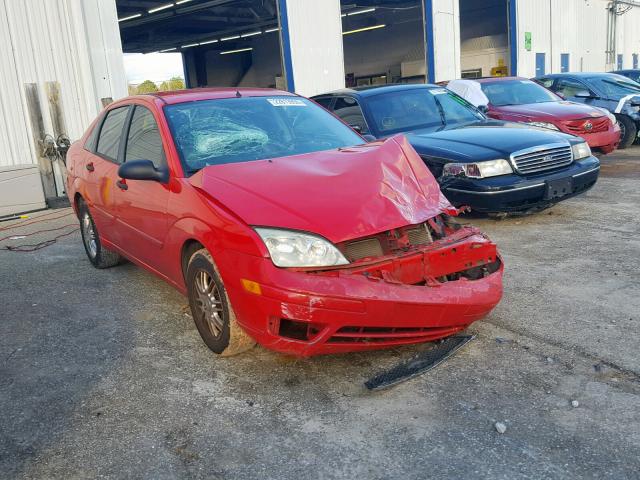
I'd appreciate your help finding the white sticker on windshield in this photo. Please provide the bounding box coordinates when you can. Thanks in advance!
[267,98,306,107]
[431,88,448,95]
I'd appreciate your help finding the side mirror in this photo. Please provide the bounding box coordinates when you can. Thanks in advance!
[361,134,377,143]
[477,105,489,114]
[574,90,595,99]
[118,159,169,183]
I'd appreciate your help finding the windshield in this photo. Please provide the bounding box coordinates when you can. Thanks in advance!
[481,79,560,106]
[591,76,640,96]
[164,96,363,173]
[366,88,484,135]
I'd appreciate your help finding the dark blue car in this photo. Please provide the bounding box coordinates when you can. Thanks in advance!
[312,84,600,214]
[536,72,640,148]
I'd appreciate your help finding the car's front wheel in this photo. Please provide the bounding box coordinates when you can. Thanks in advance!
[616,114,637,149]
[186,249,256,356]
[78,199,122,269]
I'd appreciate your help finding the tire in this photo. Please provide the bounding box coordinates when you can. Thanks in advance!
[615,114,637,149]
[78,199,122,269]
[186,248,256,356]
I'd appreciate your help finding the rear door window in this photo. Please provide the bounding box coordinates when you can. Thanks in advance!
[313,96,334,110]
[125,106,166,169]
[536,78,554,89]
[555,78,591,98]
[332,97,369,134]
[96,106,129,162]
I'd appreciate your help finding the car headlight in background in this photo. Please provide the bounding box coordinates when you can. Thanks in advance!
[255,228,349,268]
[442,159,513,179]
[572,142,592,160]
[596,107,617,125]
[524,121,560,131]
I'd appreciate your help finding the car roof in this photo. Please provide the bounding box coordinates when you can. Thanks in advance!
[538,72,626,80]
[473,76,528,83]
[313,83,438,98]
[128,87,295,105]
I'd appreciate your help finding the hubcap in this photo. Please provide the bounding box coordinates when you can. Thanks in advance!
[82,213,97,258]
[620,121,626,140]
[194,270,225,338]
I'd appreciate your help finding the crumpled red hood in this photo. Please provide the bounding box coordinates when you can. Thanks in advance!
[189,135,454,243]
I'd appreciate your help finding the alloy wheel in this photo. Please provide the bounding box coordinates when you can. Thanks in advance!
[82,212,97,258]
[193,270,225,338]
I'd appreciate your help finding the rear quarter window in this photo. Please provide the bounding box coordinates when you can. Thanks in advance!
[83,114,104,152]
[96,106,129,162]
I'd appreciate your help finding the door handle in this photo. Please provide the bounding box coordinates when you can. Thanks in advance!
[116,179,128,191]
[85,162,95,172]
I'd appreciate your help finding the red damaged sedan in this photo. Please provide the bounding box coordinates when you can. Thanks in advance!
[448,77,621,154]
[66,88,503,356]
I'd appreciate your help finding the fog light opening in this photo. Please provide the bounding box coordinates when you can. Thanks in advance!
[278,319,323,342]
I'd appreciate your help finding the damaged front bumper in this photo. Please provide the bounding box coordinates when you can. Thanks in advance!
[220,219,503,356]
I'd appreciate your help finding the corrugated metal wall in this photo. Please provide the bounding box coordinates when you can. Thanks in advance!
[516,0,640,76]
[0,0,126,170]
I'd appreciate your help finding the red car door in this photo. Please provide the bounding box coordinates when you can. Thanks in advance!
[111,103,171,273]
[82,105,131,244]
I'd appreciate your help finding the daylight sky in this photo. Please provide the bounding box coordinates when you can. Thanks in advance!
[123,52,184,84]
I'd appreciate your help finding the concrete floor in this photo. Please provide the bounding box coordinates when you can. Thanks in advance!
[1,147,639,479]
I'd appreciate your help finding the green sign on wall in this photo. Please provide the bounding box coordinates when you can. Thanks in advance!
[525,32,532,51]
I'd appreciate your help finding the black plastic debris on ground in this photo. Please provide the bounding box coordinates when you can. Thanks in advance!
[365,335,475,391]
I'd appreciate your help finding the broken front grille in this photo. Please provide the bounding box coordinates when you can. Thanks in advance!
[339,220,438,262]
[511,143,573,175]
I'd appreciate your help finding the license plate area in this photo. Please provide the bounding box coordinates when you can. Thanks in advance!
[545,177,573,200]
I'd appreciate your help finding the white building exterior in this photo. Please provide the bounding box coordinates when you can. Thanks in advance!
[514,0,640,77]
[0,0,126,215]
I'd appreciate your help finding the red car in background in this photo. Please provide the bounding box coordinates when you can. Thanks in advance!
[448,77,621,154]
[65,88,503,357]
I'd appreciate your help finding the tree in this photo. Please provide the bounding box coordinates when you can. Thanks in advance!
[136,80,159,94]
[159,76,185,92]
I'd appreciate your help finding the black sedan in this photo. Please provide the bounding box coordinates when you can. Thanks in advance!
[312,84,600,214]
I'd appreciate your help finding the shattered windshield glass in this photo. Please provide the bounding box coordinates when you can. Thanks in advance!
[164,96,363,173]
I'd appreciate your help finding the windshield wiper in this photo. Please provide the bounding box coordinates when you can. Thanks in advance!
[433,97,447,126]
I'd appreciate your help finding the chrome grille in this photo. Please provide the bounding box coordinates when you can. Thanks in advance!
[511,143,573,175]
[343,238,383,261]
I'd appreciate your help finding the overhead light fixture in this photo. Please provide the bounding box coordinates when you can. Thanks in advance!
[347,7,376,16]
[220,47,253,55]
[241,31,262,38]
[265,27,279,33]
[148,3,174,14]
[160,47,177,52]
[199,39,218,45]
[118,13,142,22]
[341,13,346,17]
[175,0,192,4]
[221,35,240,41]
[343,24,386,35]
[182,43,199,48]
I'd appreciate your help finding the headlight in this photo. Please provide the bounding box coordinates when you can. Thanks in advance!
[524,121,560,131]
[255,227,349,268]
[442,159,513,179]
[596,108,617,125]
[572,142,591,160]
